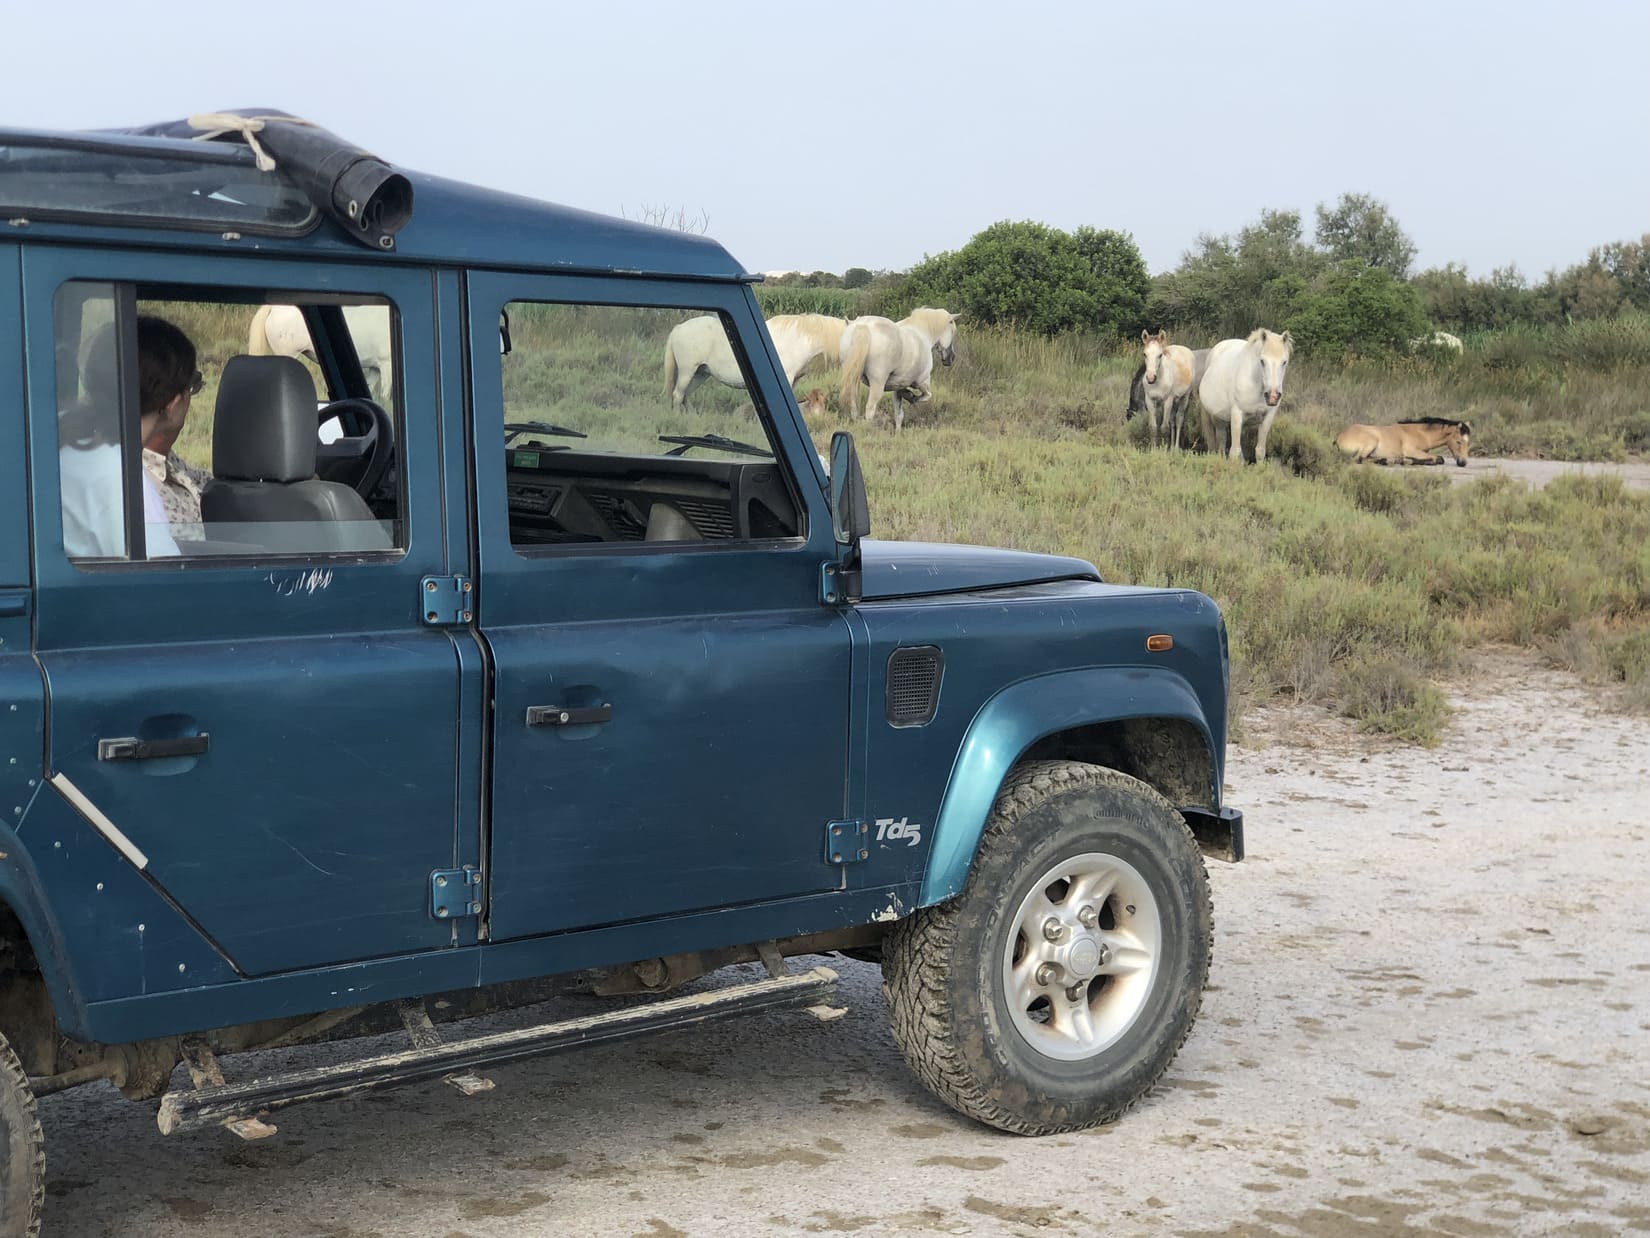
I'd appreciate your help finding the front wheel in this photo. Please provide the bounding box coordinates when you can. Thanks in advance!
[882,761,1212,1134]
[0,1030,44,1237]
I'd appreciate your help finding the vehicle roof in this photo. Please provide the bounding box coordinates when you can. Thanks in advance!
[0,126,751,282]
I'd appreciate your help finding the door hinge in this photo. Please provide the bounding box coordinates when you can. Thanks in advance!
[430,867,484,919]
[825,820,868,865]
[819,560,861,606]
[420,575,474,626]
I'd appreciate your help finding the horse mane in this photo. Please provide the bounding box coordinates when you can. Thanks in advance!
[1399,417,1470,432]
[905,306,955,336]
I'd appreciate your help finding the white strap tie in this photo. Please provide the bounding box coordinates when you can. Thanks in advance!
[186,113,316,173]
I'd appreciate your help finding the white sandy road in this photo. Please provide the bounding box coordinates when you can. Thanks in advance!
[1447,456,1650,491]
[38,652,1650,1237]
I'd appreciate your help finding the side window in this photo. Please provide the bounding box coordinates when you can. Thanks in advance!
[53,284,404,563]
[55,284,135,559]
[500,301,801,551]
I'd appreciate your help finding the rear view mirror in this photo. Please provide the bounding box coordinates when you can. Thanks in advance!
[829,432,870,548]
[827,432,869,605]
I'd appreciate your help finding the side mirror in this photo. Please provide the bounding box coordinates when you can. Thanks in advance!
[828,432,870,604]
[829,431,870,548]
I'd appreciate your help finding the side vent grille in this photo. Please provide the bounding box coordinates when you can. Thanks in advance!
[885,646,943,727]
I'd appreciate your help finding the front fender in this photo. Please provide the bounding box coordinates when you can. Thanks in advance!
[919,666,1217,906]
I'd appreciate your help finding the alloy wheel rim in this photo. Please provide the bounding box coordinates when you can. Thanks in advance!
[1000,851,1162,1061]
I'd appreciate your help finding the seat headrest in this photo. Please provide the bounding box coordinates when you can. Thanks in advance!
[212,356,318,483]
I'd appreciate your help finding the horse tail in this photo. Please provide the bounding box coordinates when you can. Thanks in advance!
[664,337,679,402]
[248,305,273,355]
[839,323,871,415]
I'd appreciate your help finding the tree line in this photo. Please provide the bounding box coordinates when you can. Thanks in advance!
[763,195,1650,362]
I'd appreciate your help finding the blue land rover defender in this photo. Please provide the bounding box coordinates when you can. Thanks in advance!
[0,114,1241,1234]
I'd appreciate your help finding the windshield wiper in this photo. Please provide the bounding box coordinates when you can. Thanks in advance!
[505,420,587,444]
[659,433,772,458]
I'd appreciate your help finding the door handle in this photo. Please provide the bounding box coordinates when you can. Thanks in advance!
[525,704,612,728]
[98,734,210,761]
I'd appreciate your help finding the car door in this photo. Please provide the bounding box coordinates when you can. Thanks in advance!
[467,274,854,940]
[24,247,472,978]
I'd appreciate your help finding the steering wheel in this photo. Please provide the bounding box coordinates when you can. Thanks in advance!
[315,397,394,500]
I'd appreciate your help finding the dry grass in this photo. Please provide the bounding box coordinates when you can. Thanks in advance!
[802,325,1650,743]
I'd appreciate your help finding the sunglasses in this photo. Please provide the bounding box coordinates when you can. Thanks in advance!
[184,370,204,397]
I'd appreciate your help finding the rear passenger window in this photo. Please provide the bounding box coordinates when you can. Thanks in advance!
[499,301,801,551]
[53,283,404,563]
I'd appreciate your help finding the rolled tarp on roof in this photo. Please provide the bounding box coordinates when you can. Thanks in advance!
[111,109,412,251]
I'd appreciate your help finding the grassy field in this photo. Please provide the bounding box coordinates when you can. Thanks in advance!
[796,319,1650,742]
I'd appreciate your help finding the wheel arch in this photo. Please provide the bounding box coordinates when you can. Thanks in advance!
[919,667,1220,907]
[0,827,89,1051]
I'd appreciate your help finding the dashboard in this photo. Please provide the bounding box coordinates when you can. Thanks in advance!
[504,449,801,546]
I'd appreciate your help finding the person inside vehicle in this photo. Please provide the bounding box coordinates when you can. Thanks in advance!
[58,316,204,558]
[135,317,212,542]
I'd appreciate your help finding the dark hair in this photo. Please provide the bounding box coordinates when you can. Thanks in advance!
[134,316,197,415]
[62,316,198,449]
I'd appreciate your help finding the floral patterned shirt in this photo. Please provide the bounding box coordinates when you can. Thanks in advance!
[142,448,210,541]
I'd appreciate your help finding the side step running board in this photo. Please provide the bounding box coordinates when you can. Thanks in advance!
[157,965,839,1136]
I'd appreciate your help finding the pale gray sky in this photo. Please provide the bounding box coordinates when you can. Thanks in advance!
[4,1,1644,280]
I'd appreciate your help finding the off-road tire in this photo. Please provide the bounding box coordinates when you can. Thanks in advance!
[882,760,1213,1134]
[0,1030,44,1237]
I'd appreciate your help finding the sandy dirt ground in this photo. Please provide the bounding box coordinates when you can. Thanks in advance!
[1447,457,1650,490]
[37,652,1650,1237]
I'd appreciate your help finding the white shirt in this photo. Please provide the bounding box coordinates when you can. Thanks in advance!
[59,443,180,559]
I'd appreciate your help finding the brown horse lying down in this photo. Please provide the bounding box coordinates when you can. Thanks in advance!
[1336,417,1472,467]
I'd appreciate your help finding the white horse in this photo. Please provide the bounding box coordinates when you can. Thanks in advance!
[837,307,960,432]
[664,312,847,412]
[1138,329,1198,450]
[1198,328,1293,462]
[249,304,393,404]
[1410,330,1464,355]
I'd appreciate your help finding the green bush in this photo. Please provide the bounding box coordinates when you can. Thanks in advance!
[901,220,1150,337]
[1266,420,1338,479]
[1334,658,1450,745]
[1336,462,1413,513]
[1285,260,1430,358]
[1148,209,1320,342]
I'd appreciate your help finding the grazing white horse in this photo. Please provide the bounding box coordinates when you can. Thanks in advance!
[1138,329,1198,450]
[837,307,960,432]
[1198,328,1293,462]
[1410,330,1464,355]
[663,312,848,412]
[249,304,393,404]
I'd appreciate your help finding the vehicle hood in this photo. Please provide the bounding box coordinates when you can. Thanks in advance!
[858,540,1101,600]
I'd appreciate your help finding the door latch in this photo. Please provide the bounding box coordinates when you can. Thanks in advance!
[525,703,613,727]
[98,734,210,761]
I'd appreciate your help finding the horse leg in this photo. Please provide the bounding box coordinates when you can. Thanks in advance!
[1227,407,1245,461]
[680,366,711,414]
[893,391,906,434]
[1255,407,1278,462]
[1169,395,1184,451]
[672,364,698,413]
[863,371,889,426]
